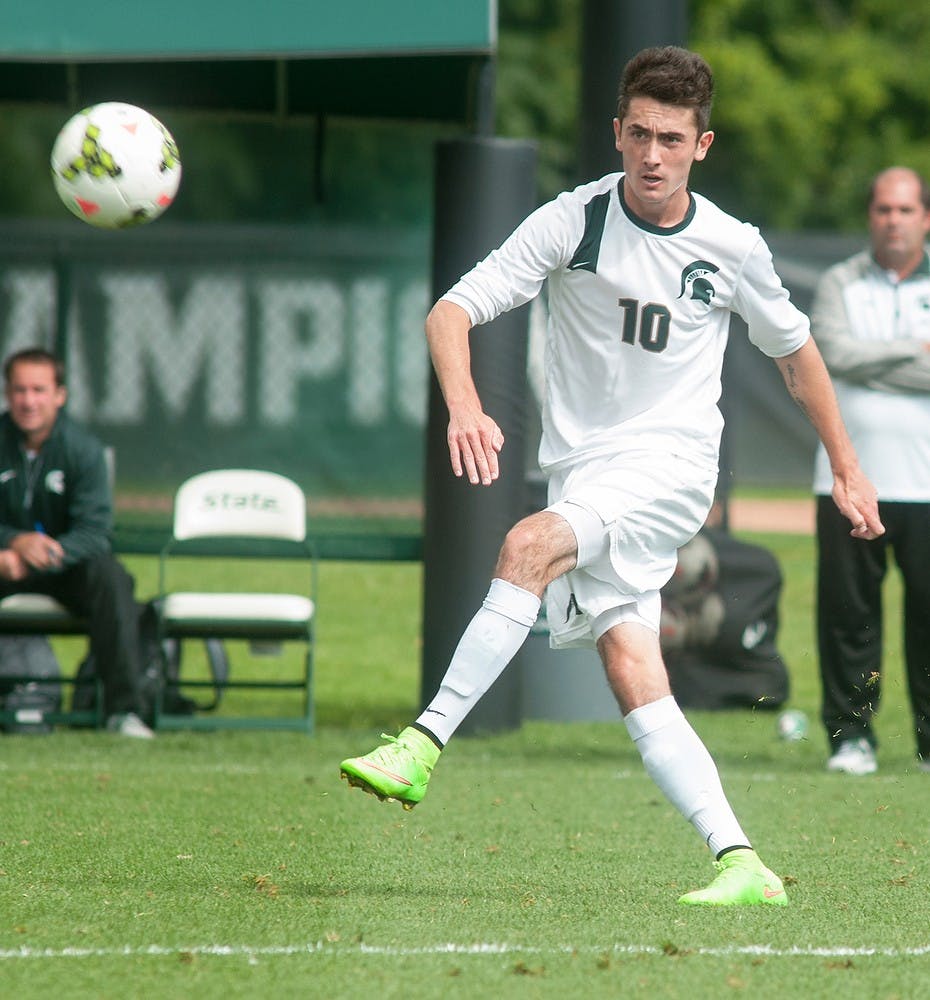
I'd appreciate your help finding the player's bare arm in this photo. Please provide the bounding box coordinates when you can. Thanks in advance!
[775,338,885,540]
[425,299,505,486]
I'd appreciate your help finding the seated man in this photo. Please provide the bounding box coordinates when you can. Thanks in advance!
[0,347,153,738]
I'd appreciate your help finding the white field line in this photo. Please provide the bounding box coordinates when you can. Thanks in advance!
[0,762,916,785]
[2,942,930,961]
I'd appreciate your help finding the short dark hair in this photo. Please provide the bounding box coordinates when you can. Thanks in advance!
[868,167,930,212]
[3,348,66,387]
[616,46,714,135]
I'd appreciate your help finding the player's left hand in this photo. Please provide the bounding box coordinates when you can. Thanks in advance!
[832,469,885,540]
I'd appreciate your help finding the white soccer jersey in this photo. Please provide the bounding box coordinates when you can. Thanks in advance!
[444,172,810,475]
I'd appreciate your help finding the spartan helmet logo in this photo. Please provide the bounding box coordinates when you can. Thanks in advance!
[678,259,720,305]
[45,469,65,495]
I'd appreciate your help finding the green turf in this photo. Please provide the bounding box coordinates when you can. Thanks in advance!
[1,533,928,999]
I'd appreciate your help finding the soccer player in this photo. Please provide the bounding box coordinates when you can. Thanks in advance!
[341,46,884,905]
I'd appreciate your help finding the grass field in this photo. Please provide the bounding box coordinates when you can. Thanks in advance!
[1,532,928,999]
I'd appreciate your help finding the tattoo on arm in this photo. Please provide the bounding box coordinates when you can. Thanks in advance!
[793,394,811,419]
[783,363,811,418]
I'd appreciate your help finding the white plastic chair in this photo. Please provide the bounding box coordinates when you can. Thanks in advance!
[0,595,102,729]
[0,443,118,728]
[156,469,316,732]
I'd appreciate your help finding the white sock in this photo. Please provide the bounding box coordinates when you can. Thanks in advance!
[417,578,540,744]
[623,695,750,857]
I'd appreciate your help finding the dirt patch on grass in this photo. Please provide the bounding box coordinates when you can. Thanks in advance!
[727,497,814,535]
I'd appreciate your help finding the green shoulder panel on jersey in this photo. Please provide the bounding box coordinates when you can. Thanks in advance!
[567,191,610,274]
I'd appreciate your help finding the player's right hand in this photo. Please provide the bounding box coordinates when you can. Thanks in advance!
[447,408,505,486]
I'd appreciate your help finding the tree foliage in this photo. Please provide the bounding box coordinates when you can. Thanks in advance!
[496,0,930,230]
[688,0,930,229]
[497,0,582,202]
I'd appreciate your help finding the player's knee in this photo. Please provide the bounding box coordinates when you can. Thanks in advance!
[496,516,564,589]
[501,517,539,554]
[495,525,533,583]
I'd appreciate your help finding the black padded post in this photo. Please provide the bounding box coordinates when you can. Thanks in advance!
[420,137,537,735]
[578,0,689,182]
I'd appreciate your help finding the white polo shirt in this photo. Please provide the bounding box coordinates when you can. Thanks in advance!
[811,250,930,500]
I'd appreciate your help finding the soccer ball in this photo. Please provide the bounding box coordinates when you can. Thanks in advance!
[776,709,809,742]
[50,102,182,228]
[664,533,719,607]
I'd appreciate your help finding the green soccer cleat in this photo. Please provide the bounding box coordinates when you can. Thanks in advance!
[678,848,789,907]
[340,727,440,810]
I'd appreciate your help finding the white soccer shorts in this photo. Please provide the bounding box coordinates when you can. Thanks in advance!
[543,450,716,649]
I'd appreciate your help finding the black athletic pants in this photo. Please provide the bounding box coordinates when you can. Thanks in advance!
[816,496,930,760]
[0,553,143,718]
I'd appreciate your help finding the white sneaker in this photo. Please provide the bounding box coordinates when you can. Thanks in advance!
[827,737,876,775]
[918,758,930,773]
[106,712,155,739]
